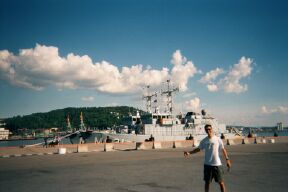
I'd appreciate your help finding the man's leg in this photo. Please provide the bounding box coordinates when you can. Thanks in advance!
[214,166,225,192]
[205,181,210,192]
[204,165,212,192]
[219,181,226,192]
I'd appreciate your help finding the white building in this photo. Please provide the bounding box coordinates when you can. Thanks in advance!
[0,128,10,140]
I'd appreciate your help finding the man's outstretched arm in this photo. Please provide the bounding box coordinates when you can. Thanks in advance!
[184,147,201,157]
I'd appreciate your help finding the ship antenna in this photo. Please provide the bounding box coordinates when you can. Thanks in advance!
[142,85,157,113]
[161,80,179,114]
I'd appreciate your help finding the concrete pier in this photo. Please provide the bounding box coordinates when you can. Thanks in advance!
[0,142,287,192]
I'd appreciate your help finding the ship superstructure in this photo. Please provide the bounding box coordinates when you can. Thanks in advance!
[103,81,231,142]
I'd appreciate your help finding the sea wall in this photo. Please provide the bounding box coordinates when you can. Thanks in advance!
[1,136,288,158]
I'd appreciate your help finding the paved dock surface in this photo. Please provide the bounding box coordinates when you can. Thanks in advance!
[1,143,288,192]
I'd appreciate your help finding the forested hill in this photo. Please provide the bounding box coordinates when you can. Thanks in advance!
[4,106,142,133]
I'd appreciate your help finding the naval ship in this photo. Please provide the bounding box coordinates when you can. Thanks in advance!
[101,80,241,142]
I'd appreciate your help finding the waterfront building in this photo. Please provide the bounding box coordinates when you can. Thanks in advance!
[0,128,10,140]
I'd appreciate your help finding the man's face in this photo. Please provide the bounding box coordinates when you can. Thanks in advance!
[205,126,213,137]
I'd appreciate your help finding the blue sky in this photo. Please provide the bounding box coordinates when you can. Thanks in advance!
[0,0,287,126]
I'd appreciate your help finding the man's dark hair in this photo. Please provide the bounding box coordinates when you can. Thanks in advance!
[204,124,212,130]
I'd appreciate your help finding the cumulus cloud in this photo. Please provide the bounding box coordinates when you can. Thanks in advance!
[81,96,94,102]
[221,57,253,93]
[261,105,288,114]
[170,50,198,91]
[185,97,201,112]
[199,57,253,93]
[171,50,187,66]
[207,83,218,92]
[0,45,197,94]
[199,67,224,84]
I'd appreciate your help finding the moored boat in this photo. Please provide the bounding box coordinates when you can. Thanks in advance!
[102,81,241,142]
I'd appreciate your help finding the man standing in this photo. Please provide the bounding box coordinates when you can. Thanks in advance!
[184,124,231,192]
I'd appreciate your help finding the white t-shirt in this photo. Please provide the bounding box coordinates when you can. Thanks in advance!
[199,135,224,166]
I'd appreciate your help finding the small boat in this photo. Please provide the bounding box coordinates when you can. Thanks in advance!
[66,112,95,144]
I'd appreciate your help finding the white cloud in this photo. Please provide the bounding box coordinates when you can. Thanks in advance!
[221,57,253,93]
[207,84,218,92]
[170,50,198,91]
[0,45,198,94]
[261,105,288,114]
[199,57,253,93]
[1,45,254,96]
[171,50,187,66]
[199,67,224,84]
[182,91,197,98]
[260,106,270,114]
[185,97,201,112]
[81,96,94,102]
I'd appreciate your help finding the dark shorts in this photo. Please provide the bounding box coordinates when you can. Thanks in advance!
[204,164,224,183]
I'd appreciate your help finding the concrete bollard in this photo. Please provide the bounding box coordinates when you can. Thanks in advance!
[152,142,162,149]
[104,143,114,152]
[136,142,153,150]
[77,145,88,153]
[174,141,183,148]
[58,148,67,155]
[160,141,174,149]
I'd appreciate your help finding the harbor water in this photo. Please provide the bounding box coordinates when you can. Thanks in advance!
[0,132,104,147]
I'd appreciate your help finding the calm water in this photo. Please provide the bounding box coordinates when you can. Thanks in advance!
[0,132,104,147]
[0,137,75,148]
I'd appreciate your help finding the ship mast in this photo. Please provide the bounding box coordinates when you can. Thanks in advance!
[66,115,73,132]
[79,112,86,130]
[143,85,157,113]
[161,80,179,114]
